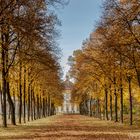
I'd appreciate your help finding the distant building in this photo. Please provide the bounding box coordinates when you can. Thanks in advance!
[56,76,79,114]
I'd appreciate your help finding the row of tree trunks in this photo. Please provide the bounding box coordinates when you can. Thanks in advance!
[79,76,133,125]
[71,0,137,127]
[5,88,56,125]
[0,49,56,126]
[79,98,101,117]
[79,77,133,125]
[0,0,63,128]
[1,26,17,127]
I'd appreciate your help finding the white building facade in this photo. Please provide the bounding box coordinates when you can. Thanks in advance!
[56,76,79,114]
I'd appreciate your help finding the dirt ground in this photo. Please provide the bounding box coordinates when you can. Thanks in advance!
[0,115,140,140]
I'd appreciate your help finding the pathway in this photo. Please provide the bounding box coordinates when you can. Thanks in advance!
[0,115,140,140]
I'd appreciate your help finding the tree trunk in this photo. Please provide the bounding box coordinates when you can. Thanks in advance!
[13,89,16,107]
[45,98,47,117]
[5,35,16,125]
[128,77,133,125]
[46,97,48,116]
[114,93,118,122]
[49,98,51,116]
[23,66,26,123]
[96,98,100,118]
[1,33,7,127]
[105,87,109,120]
[27,85,30,121]
[48,94,50,116]
[114,77,118,122]
[119,55,123,123]
[19,61,22,124]
[89,97,92,117]
[37,94,39,119]
[8,105,11,120]
[120,86,123,123]
[0,88,2,114]
[43,98,45,117]
[31,88,33,121]
[110,94,113,120]
[7,82,16,125]
[99,103,102,119]
[39,94,42,118]
[102,104,105,120]
[33,91,36,120]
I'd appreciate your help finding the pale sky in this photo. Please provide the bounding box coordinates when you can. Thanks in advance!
[56,0,104,78]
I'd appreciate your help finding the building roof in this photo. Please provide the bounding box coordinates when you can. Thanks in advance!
[63,76,73,90]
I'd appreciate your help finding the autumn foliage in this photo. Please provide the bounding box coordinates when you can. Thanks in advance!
[0,0,66,127]
[69,0,140,125]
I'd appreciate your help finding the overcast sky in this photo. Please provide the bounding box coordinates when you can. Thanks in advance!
[56,0,104,78]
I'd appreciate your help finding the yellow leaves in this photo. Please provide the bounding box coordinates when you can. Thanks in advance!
[70,0,140,105]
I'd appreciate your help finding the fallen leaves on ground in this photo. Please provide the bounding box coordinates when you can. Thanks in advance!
[0,115,140,140]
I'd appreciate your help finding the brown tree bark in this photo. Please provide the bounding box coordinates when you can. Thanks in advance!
[18,61,22,124]
[1,47,7,127]
[127,76,133,125]
[33,90,36,120]
[31,88,33,121]
[37,94,39,119]
[23,66,26,123]
[105,87,109,120]
[27,85,30,121]
[113,76,118,122]
[89,97,92,117]
[7,82,16,125]
[110,94,113,121]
